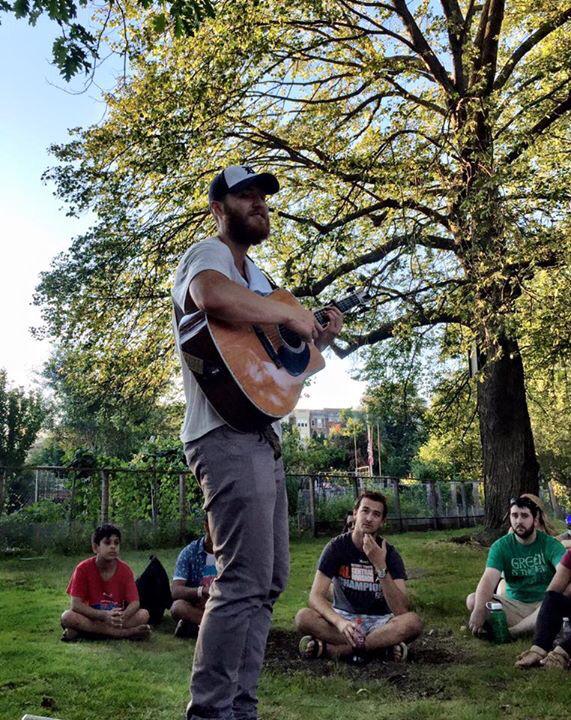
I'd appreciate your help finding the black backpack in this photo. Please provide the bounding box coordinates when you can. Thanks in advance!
[136,555,173,625]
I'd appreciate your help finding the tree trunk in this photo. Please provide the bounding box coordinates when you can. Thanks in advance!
[477,334,539,528]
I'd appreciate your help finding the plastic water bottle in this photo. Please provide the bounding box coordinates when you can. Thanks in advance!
[349,617,367,665]
[485,601,511,644]
[555,617,571,648]
[354,616,366,649]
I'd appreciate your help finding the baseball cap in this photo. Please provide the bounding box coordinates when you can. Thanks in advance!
[208,165,280,202]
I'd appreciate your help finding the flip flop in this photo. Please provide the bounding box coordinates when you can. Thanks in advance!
[298,635,326,659]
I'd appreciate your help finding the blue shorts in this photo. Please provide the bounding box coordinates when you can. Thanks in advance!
[334,608,393,635]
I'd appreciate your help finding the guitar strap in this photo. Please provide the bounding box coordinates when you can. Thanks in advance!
[246,254,279,290]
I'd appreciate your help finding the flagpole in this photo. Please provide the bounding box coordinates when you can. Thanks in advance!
[376,419,382,480]
[353,425,358,475]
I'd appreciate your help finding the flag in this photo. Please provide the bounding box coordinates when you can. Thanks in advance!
[367,423,374,475]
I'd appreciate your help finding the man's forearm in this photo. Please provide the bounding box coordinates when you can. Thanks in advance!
[70,598,106,621]
[309,592,342,630]
[473,577,496,611]
[379,575,409,615]
[172,585,203,603]
[191,273,290,325]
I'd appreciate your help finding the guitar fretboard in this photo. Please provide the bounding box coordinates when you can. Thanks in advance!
[314,292,362,325]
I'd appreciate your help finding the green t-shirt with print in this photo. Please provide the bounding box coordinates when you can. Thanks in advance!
[486,531,565,603]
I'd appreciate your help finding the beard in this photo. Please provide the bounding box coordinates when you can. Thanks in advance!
[512,523,535,539]
[225,206,270,246]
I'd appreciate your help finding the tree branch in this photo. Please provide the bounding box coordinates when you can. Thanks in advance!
[439,0,467,92]
[506,89,571,163]
[390,0,456,94]
[279,197,451,235]
[472,0,506,94]
[494,8,571,91]
[333,310,465,357]
[291,233,456,297]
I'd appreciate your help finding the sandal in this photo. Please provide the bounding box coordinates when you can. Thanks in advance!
[298,635,326,659]
[515,645,547,669]
[541,646,570,670]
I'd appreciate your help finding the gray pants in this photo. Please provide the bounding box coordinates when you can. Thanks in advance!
[184,425,289,720]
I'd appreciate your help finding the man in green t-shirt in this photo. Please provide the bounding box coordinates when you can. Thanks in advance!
[467,496,565,638]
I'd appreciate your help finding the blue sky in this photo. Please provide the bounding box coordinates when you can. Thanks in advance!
[0,14,365,408]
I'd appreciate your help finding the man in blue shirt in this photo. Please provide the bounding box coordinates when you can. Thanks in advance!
[171,518,216,638]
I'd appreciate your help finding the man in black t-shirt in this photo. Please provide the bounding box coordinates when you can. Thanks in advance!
[295,491,422,662]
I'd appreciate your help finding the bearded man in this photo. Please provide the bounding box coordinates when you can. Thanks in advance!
[171,165,343,720]
[467,495,565,638]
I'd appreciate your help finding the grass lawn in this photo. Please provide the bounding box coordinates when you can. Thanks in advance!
[0,529,568,720]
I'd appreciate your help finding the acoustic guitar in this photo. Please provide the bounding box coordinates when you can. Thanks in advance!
[179,288,366,432]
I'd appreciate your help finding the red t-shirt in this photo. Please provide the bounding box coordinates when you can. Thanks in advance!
[561,550,571,570]
[66,557,139,610]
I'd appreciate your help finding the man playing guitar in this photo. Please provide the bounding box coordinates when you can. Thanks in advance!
[172,164,343,720]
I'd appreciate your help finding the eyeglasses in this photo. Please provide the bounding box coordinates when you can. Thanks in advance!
[509,496,539,513]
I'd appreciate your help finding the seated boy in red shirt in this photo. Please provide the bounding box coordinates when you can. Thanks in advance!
[61,523,151,641]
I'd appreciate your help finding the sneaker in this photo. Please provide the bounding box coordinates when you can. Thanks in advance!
[174,619,198,639]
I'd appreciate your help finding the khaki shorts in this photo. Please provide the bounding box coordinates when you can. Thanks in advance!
[492,593,541,628]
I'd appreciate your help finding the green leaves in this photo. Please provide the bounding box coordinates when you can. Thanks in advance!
[0,370,46,472]
[3,0,217,79]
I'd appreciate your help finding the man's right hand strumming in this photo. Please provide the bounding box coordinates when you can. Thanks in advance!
[283,305,322,344]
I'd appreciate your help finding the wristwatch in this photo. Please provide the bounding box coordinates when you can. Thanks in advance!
[375,567,387,581]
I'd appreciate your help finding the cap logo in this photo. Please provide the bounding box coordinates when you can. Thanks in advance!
[243,166,255,175]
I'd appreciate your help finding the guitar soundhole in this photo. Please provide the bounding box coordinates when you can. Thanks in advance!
[278,325,304,351]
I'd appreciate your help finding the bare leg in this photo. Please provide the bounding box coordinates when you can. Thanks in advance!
[61,609,151,639]
[295,608,353,657]
[509,607,539,638]
[171,599,204,625]
[364,612,423,654]
[466,592,476,611]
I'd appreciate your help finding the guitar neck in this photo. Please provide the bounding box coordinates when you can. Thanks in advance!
[314,292,363,325]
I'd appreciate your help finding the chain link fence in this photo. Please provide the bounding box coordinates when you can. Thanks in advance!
[1,465,568,552]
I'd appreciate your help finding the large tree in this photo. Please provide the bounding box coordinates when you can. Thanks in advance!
[36,0,570,527]
[0,370,45,513]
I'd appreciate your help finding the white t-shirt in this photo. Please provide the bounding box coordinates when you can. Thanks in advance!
[171,236,275,442]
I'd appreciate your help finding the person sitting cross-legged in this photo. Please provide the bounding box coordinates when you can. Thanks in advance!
[467,495,565,639]
[295,491,423,663]
[515,548,571,670]
[61,523,151,641]
[170,516,216,638]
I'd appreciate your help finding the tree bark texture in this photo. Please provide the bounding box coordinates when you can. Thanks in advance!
[477,334,539,528]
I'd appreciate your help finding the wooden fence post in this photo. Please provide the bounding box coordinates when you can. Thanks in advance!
[459,482,468,524]
[472,482,482,516]
[308,475,316,537]
[100,470,109,524]
[547,481,561,518]
[0,469,6,516]
[179,473,187,543]
[428,481,439,529]
[392,478,403,531]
